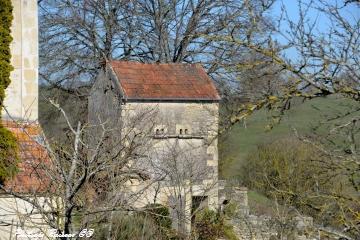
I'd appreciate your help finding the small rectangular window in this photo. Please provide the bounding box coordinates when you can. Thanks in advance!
[154,126,166,136]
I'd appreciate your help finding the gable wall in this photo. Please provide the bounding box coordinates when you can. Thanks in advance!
[88,68,123,127]
[88,68,125,160]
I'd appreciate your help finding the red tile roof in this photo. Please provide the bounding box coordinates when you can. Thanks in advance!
[109,61,220,101]
[2,120,50,193]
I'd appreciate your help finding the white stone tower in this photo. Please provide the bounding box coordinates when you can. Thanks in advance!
[2,0,38,121]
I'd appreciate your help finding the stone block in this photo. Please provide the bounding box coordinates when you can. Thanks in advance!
[11,55,22,68]
[3,0,39,121]
[24,69,37,81]
[207,160,218,166]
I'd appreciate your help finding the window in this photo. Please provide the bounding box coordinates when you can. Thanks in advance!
[177,125,191,136]
[155,126,166,136]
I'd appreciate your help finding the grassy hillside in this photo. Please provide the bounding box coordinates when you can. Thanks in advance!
[219,96,358,179]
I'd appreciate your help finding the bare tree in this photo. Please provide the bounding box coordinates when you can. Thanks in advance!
[221,0,359,123]
[0,100,159,239]
[38,0,276,88]
[147,138,219,234]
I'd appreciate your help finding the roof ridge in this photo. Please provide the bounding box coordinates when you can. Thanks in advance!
[109,60,201,66]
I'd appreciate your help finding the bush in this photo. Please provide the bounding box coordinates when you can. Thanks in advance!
[94,205,182,240]
[0,0,13,106]
[95,213,165,240]
[0,126,18,184]
[0,0,13,100]
[143,204,185,240]
[0,0,18,184]
[240,137,346,226]
[145,203,172,230]
[193,208,224,240]
[223,201,238,218]
[241,138,325,201]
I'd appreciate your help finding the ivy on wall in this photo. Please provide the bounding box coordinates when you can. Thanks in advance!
[0,0,18,185]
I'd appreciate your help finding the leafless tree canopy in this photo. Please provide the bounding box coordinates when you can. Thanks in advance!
[39,0,275,88]
[0,101,160,237]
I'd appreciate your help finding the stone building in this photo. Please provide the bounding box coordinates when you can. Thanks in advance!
[88,61,221,232]
[2,0,39,121]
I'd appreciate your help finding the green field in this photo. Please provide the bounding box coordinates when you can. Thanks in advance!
[219,96,359,179]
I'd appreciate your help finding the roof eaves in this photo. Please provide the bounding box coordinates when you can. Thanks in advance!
[107,63,128,101]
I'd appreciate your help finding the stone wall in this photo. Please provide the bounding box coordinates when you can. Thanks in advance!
[0,196,51,239]
[2,0,38,121]
[88,68,124,157]
[121,101,219,202]
[227,187,321,240]
[122,101,219,233]
[122,101,219,172]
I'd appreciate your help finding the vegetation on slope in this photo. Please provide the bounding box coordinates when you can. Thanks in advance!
[219,96,358,179]
[0,0,18,184]
[220,96,360,236]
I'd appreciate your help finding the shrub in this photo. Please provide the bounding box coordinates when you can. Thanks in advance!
[0,0,13,107]
[94,205,180,240]
[193,208,224,240]
[0,127,18,184]
[95,213,165,240]
[240,137,345,226]
[0,0,18,185]
[241,137,326,202]
[223,201,238,218]
[145,203,172,230]
[143,204,185,239]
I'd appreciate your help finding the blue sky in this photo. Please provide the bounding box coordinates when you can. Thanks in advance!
[269,0,359,59]
[272,0,359,31]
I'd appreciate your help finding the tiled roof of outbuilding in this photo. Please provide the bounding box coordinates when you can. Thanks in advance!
[2,120,49,193]
[109,61,220,101]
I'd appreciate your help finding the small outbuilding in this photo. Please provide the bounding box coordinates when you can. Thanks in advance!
[89,61,221,233]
